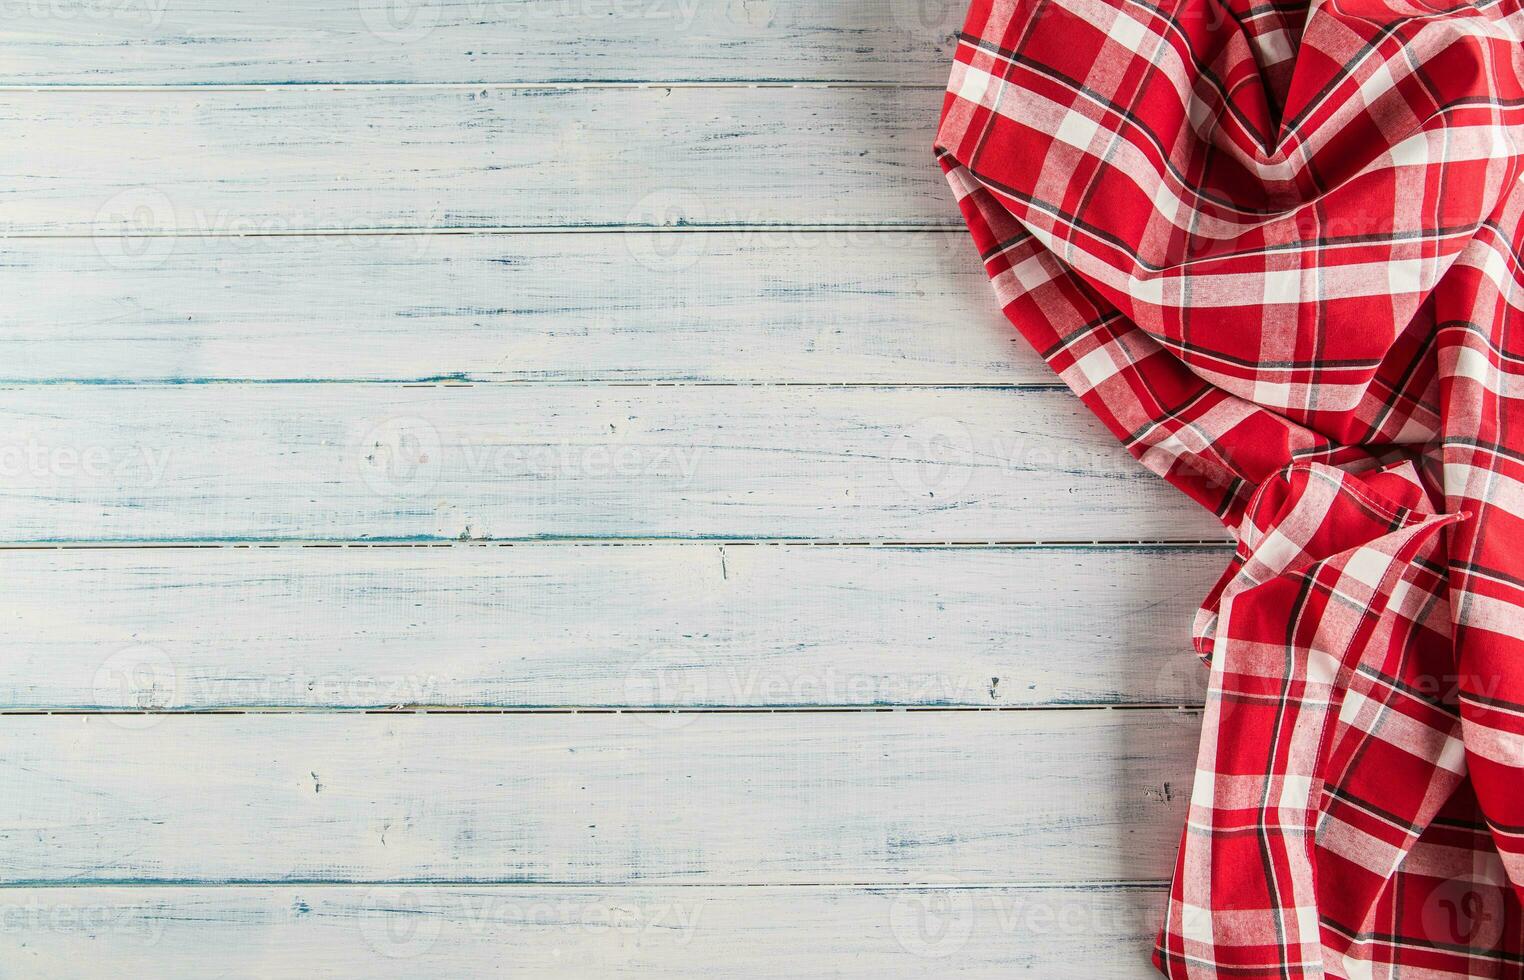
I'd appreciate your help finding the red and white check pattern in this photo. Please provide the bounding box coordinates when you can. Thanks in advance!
[935,0,1524,974]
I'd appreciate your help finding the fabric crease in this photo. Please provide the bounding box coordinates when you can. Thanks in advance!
[935,0,1524,973]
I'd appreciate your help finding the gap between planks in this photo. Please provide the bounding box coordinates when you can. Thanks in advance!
[0,381,1066,388]
[0,380,1068,388]
[3,225,967,241]
[0,880,1171,890]
[0,539,1235,550]
[0,705,1205,716]
[0,82,948,93]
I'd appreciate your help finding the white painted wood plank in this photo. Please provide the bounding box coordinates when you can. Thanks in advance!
[0,884,1166,978]
[2,87,949,235]
[0,712,1196,884]
[4,543,1219,710]
[0,0,962,86]
[0,384,1226,542]
[0,231,1035,384]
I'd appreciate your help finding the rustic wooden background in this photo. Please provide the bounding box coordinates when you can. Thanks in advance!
[1,1,1225,974]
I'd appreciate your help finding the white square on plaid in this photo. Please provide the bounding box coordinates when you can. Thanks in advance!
[1107,12,1147,52]
[1480,241,1511,292]
[1359,63,1395,104]
[1387,133,1428,168]
[1263,268,1301,305]
[1054,110,1100,152]
[956,65,993,108]
[1180,902,1215,944]
[1388,258,1423,294]
[1128,274,1163,305]
[1342,548,1389,590]
[1337,688,1373,728]
[1190,764,1216,808]
[1453,344,1493,384]
[1258,29,1294,65]
[1278,774,1313,811]
[1491,123,1516,159]
[1151,179,1181,225]
[1295,903,1320,942]
[1012,253,1056,292]
[1253,380,1292,407]
[1305,646,1340,687]
[1437,731,1467,775]
[1254,528,1302,575]
[1074,347,1123,388]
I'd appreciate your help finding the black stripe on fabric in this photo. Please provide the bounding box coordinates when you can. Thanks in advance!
[1450,559,1524,591]
[1322,784,1428,835]
[1276,0,1514,139]
[1038,311,1130,361]
[1459,688,1524,715]
[1442,436,1524,468]
[1352,663,1464,719]
[953,31,1280,199]
[1262,570,1319,980]
[1483,813,1524,836]
[1319,918,1524,964]
[960,165,1493,276]
[1361,324,1442,439]
[1439,318,1524,366]
[978,230,1035,263]
[1120,385,1218,447]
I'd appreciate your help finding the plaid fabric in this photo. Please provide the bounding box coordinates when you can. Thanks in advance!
[933,0,1524,975]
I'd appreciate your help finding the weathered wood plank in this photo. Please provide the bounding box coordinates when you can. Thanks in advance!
[0,384,1226,542]
[0,883,1166,978]
[0,231,1033,384]
[1,87,949,235]
[0,0,962,86]
[4,543,1219,710]
[0,712,1196,884]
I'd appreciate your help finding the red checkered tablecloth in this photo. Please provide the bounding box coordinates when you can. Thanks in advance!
[935,0,1524,974]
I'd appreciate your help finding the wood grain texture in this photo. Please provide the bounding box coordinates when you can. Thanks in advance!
[0,231,1035,384]
[0,884,1166,978]
[3,87,949,236]
[1,384,1227,542]
[0,712,1197,885]
[4,543,1219,710]
[1,0,963,86]
[0,1,1208,973]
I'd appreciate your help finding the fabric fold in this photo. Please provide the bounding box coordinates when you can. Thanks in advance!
[934,0,1524,974]
[1171,460,1475,975]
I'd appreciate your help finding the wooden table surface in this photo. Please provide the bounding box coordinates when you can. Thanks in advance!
[0,2,1222,974]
